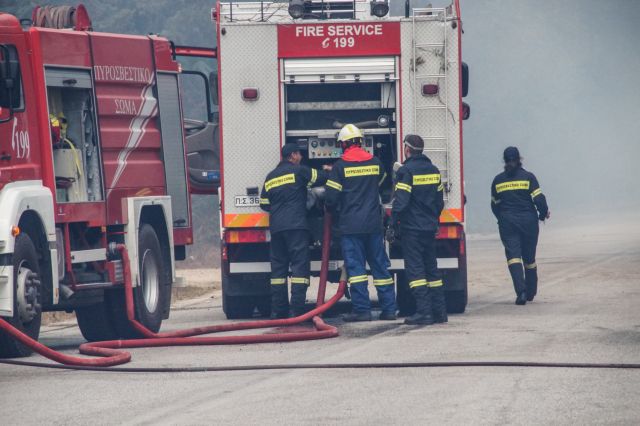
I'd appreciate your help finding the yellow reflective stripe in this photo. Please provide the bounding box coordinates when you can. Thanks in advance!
[428,279,443,288]
[373,278,393,286]
[531,188,542,198]
[308,168,318,187]
[291,277,310,285]
[326,180,343,191]
[524,262,537,269]
[437,183,444,192]
[495,180,530,193]
[413,174,440,185]
[491,196,501,204]
[265,173,296,191]
[409,279,428,288]
[348,275,368,284]
[260,198,270,205]
[270,278,286,285]
[507,258,522,266]
[395,182,412,192]
[344,165,379,177]
[379,172,387,186]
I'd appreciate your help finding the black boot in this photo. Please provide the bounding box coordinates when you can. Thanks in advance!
[525,265,538,302]
[404,286,435,325]
[508,262,527,303]
[431,286,448,323]
[270,284,289,319]
[290,283,308,317]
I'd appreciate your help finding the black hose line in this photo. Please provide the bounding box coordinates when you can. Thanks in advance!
[2,359,639,374]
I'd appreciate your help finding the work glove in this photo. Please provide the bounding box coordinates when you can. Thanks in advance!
[385,227,396,244]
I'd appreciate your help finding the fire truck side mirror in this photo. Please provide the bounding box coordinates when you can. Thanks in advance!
[461,62,469,97]
[0,45,22,110]
[462,102,470,120]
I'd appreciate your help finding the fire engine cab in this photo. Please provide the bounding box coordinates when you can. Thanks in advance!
[215,0,470,318]
[0,6,196,357]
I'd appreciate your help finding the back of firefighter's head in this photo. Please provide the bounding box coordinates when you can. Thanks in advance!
[282,143,302,164]
[503,146,522,175]
[403,134,424,159]
[337,124,363,151]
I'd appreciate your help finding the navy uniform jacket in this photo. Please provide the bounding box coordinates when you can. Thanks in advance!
[491,167,549,222]
[325,146,387,235]
[260,161,326,234]
[391,153,444,232]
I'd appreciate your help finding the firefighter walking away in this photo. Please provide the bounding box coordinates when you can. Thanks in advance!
[325,124,397,322]
[389,135,446,325]
[260,143,327,318]
[491,147,550,305]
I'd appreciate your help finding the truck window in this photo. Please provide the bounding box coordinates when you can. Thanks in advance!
[45,68,103,203]
[0,44,24,111]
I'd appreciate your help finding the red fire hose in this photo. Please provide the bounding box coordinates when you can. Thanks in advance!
[0,213,346,367]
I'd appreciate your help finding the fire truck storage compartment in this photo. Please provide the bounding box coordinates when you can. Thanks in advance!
[46,68,102,203]
[283,56,398,203]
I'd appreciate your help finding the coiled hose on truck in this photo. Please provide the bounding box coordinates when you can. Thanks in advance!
[0,212,639,372]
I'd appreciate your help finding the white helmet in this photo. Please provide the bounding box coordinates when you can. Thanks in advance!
[337,124,363,142]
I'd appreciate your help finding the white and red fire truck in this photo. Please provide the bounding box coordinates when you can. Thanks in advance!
[213,0,470,318]
[0,5,217,357]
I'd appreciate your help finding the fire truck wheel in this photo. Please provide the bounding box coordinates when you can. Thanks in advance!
[444,267,468,314]
[106,224,169,338]
[133,224,168,332]
[0,234,42,358]
[76,303,119,342]
[222,295,256,319]
[254,296,271,317]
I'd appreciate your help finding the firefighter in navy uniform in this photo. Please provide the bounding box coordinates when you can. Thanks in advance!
[389,135,446,325]
[260,143,327,318]
[491,147,550,305]
[325,124,397,322]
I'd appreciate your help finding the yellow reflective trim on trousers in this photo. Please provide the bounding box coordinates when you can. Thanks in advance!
[265,173,296,191]
[428,279,443,288]
[507,258,522,265]
[531,188,542,198]
[291,277,310,285]
[326,180,343,191]
[308,168,318,187]
[344,165,380,177]
[409,279,428,288]
[373,278,393,286]
[524,263,537,269]
[395,182,412,192]
[260,198,270,205]
[413,174,440,185]
[270,278,286,285]
[348,275,368,284]
[495,180,530,193]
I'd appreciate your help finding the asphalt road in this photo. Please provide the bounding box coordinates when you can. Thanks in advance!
[1,219,639,425]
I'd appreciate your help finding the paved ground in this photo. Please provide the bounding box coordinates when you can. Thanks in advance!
[1,218,639,425]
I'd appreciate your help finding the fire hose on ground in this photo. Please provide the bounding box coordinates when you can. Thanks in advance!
[0,212,639,372]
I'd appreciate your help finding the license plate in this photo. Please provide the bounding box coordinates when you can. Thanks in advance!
[234,195,260,207]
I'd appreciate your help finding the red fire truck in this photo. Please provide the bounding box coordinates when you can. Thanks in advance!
[213,0,470,318]
[0,6,204,357]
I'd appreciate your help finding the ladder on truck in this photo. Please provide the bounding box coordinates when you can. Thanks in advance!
[411,7,455,200]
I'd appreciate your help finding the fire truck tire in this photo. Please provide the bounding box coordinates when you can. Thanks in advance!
[254,296,272,317]
[222,295,256,319]
[75,303,119,342]
[444,267,468,314]
[108,225,169,337]
[0,234,42,358]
